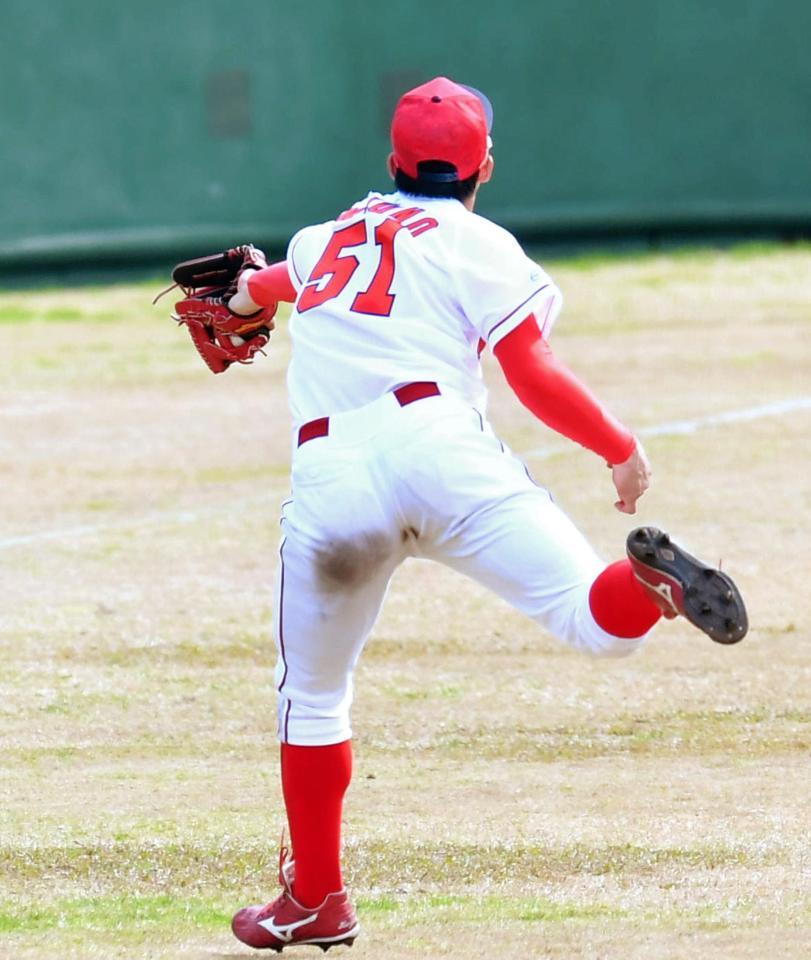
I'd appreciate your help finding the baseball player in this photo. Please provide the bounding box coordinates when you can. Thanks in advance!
[171,77,748,952]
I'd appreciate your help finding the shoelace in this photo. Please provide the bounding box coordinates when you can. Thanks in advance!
[278,830,293,890]
[259,827,293,919]
[257,831,294,915]
[258,889,290,920]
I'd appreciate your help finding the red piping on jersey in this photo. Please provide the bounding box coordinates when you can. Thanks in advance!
[248,260,298,304]
[487,283,550,341]
[493,315,636,464]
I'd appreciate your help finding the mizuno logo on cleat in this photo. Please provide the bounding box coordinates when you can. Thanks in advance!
[650,583,679,613]
[258,912,319,942]
[646,580,678,614]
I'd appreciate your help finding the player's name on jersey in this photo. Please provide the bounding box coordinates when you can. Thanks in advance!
[337,195,438,238]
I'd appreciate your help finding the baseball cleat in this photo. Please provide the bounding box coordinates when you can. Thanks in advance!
[231,847,359,952]
[626,527,748,644]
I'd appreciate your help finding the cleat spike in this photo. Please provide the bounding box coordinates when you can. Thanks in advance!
[633,529,649,543]
[658,532,671,545]
[700,602,712,615]
[644,548,656,559]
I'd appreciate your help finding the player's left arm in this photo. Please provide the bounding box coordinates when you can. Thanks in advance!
[493,314,651,514]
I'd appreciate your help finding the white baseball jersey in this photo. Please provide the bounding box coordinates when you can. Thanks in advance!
[285,191,562,424]
[273,189,648,748]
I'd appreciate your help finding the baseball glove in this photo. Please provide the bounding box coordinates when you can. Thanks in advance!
[157,244,277,374]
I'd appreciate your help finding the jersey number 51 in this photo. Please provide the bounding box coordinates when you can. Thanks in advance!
[297,219,401,317]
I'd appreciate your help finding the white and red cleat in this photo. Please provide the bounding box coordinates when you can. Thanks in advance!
[232,848,359,952]
[627,526,748,644]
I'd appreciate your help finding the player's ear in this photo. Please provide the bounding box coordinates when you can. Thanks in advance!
[478,152,494,185]
[386,153,397,180]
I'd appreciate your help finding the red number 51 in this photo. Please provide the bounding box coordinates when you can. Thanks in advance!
[297,219,402,317]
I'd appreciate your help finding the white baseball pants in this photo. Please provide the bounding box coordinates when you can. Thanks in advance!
[275,387,646,746]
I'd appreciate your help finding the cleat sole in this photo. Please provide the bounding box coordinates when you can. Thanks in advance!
[682,567,748,644]
[319,937,355,952]
[627,527,748,644]
[265,935,356,954]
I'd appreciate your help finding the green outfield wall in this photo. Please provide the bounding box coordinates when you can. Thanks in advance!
[1,0,810,268]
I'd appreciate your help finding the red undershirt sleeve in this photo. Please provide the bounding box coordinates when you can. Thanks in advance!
[493,314,636,464]
[246,260,298,306]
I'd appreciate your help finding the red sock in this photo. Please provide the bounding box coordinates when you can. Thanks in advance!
[589,559,662,638]
[280,740,353,908]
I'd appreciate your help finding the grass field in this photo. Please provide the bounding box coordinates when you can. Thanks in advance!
[1,245,810,959]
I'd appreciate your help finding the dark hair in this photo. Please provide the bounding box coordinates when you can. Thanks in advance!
[394,160,479,202]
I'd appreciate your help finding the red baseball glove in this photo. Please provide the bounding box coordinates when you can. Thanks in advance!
[158,245,277,374]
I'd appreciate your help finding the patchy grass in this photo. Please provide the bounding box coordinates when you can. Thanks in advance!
[1,247,810,959]
[0,895,230,933]
[0,838,769,893]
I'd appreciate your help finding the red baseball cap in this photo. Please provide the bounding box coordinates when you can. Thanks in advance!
[391,76,493,182]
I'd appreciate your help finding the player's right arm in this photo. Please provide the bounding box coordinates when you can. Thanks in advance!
[493,314,651,514]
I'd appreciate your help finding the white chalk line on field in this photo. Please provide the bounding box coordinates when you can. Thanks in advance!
[0,512,205,549]
[0,403,72,417]
[525,394,811,460]
[637,395,811,438]
[2,394,810,552]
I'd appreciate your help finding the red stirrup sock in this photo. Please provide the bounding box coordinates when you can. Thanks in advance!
[589,559,663,638]
[280,739,353,908]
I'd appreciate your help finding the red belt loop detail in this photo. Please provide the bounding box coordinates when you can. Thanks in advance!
[297,416,329,447]
[393,381,441,406]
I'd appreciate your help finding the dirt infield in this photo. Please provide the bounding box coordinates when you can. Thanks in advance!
[1,245,809,959]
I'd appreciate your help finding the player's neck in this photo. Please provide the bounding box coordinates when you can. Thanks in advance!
[389,187,479,212]
[462,185,482,213]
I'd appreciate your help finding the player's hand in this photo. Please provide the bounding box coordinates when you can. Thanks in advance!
[610,440,651,514]
[228,267,264,317]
